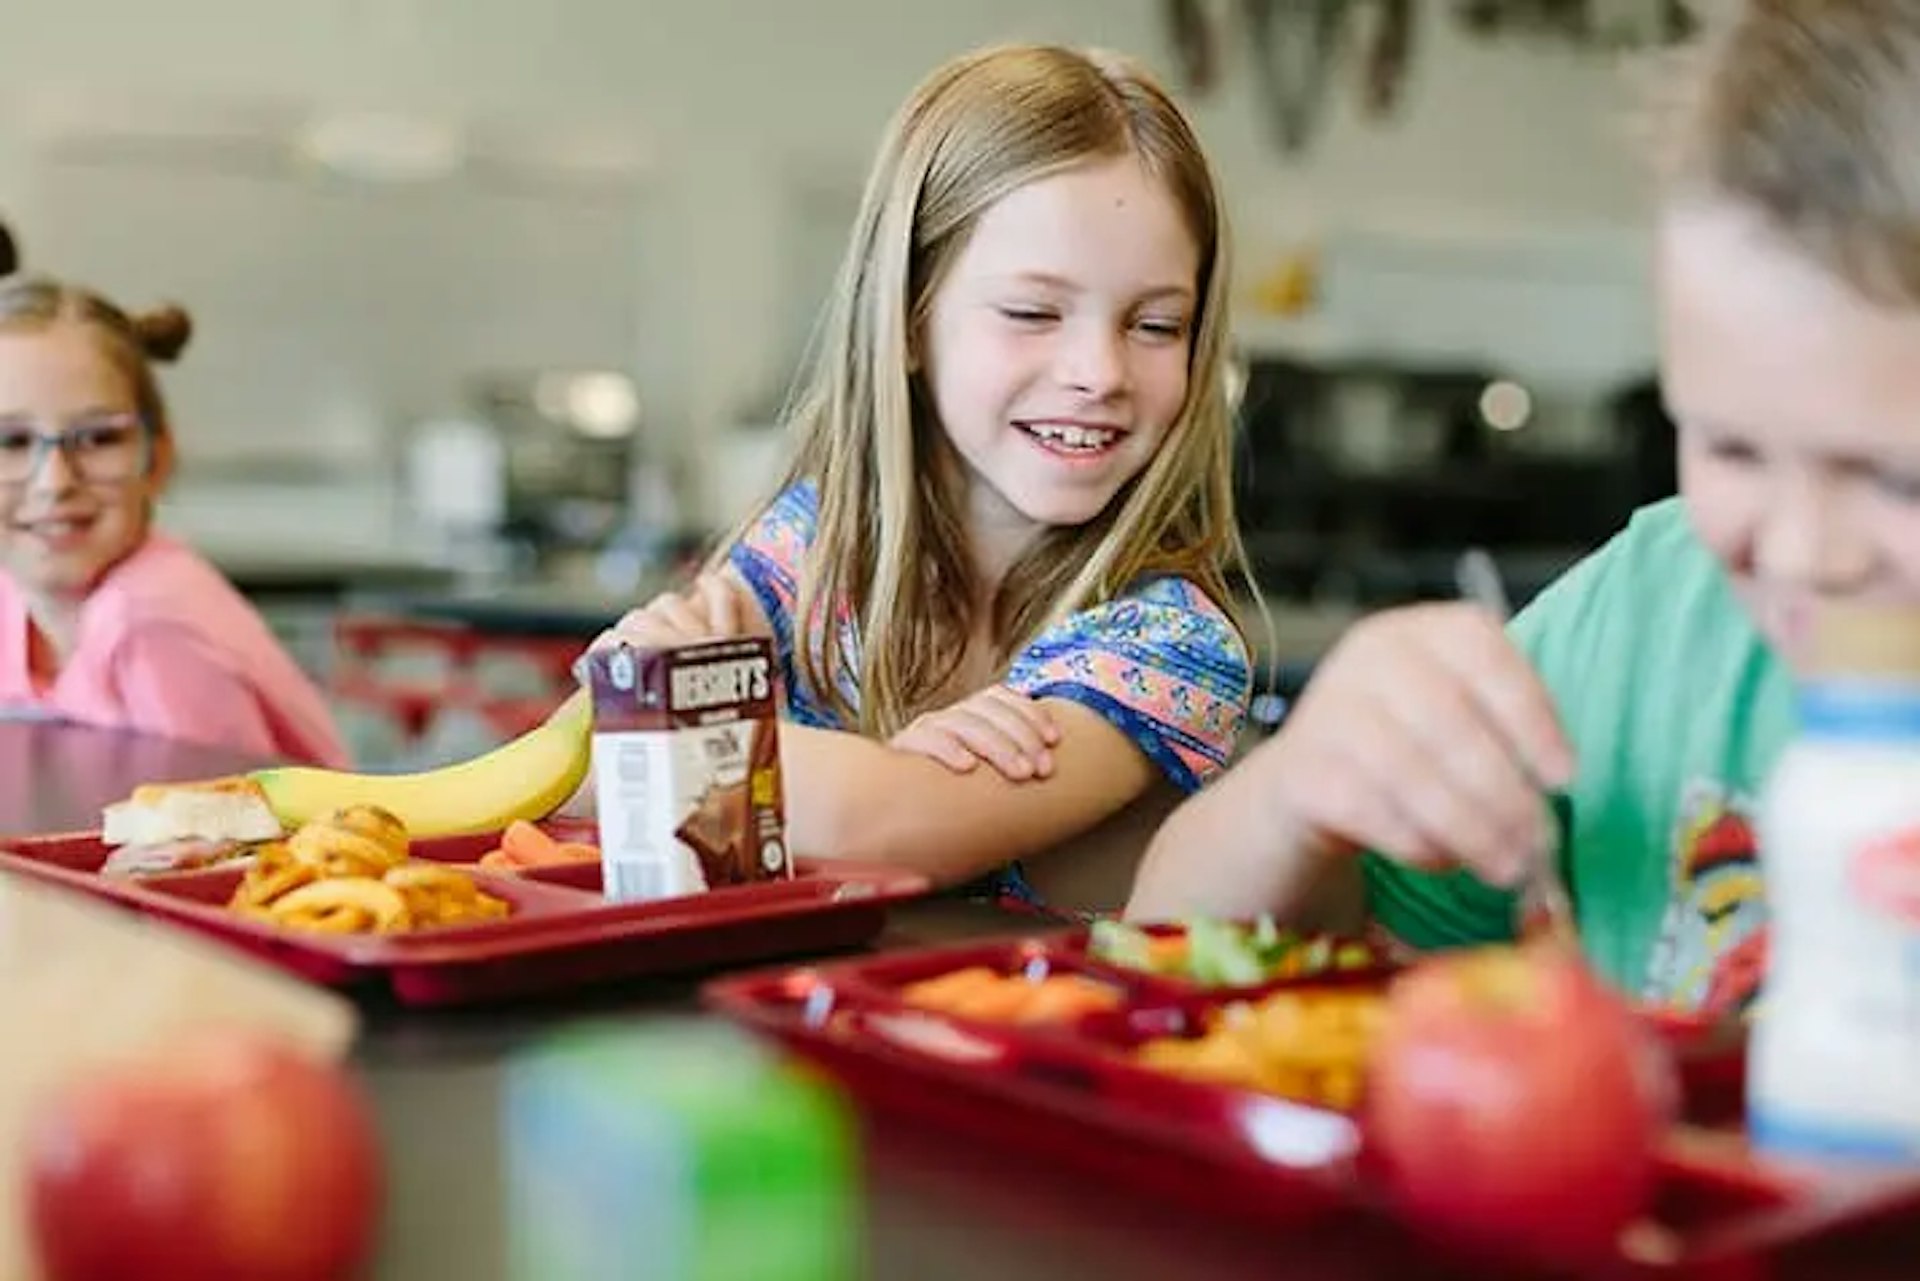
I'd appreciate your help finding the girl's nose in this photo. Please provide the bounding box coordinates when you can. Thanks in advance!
[1056,324,1128,398]
[26,440,81,498]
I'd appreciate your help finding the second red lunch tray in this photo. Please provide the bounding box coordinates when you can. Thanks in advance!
[0,821,929,1006]
[704,935,1920,1279]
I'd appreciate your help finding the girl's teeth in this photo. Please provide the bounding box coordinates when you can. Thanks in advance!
[1028,424,1116,451]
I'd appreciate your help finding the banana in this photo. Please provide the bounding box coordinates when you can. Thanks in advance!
[249,690,593,839]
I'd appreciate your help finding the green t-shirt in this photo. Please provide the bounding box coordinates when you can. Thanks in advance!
[1362,498,1790,1013]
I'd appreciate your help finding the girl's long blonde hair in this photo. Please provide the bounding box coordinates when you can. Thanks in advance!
[725,43,1251,738]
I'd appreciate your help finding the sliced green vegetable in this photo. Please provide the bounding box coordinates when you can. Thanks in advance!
[1335,941,1375,970]
[1251,914,1281,951]
[1184,917,1268,987]
[1088,919,1158,972]
[1089,915,1378,986]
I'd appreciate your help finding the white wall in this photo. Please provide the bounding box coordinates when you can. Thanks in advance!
[0,0,1659,528]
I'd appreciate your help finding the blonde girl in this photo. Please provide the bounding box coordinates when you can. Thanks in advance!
[595,43,1255,911]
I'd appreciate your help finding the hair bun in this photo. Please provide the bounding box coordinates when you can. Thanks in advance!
[0,221,16,278]
[134,304,192,363]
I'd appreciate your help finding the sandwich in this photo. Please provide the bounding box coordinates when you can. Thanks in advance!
[99,777,285,877]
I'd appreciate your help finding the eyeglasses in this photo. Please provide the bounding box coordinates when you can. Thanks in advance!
[0,412,152,486]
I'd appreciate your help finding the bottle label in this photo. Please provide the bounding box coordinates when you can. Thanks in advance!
[1749,1103,1920,1165]
[1800,680,1920,739]
[1751,803,1920,1164]
[1852,826,1920,924]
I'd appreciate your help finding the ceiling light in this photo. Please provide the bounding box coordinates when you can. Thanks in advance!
[567,373,641,439]
[1479,380,1532,432]
[299,110,463,183]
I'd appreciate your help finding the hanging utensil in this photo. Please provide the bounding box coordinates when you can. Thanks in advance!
[1454,0,1507,37]
[1361,0,1415,120]
[1243,0,1351,155]
[1164,0,1221,95]
[1663,0,1699,42]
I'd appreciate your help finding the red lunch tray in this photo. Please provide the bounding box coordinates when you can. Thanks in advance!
[703,932,1920,1279]
[0,820,929,1007]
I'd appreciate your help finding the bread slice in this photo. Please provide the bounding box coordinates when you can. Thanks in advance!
[101,777,283,847]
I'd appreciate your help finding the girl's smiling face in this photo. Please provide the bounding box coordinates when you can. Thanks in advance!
[918,153,1199,571]
[0,321,169,602]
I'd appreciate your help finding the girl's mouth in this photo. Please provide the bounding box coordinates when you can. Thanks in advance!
[14,515,98,549]
[1016,420,1124,456]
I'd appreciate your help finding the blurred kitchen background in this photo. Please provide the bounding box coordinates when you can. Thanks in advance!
[0,0,1688,766]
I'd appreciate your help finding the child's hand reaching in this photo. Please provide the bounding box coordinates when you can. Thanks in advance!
[890,685,1061,782]
[1129,603,1576,924]
[590,572,767,654]
[1243,603,1574,886]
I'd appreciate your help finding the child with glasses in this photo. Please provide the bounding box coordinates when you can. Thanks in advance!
[0,276,348,765]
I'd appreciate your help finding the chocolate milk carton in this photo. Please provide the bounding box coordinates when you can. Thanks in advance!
[584,638,790,902]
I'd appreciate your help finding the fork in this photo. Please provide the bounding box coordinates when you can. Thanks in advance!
[1453,549,1579,948]
[1516,792,1578,948]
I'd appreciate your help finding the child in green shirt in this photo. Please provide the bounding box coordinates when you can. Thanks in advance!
[1128,0,1919,1019]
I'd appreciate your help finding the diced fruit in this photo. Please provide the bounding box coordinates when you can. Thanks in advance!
[475,823,600,873]
[899,967,1122,1025]
[502,819,562,864]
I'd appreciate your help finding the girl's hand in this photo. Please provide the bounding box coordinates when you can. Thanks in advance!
[890,685,1062,782]
[1252,603,1575,887]
[588,572,765,654]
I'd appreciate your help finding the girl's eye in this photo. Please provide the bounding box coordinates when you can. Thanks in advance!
[0,432,34,457]
[1133,315,1189,341]
[70,423,135,453]
[997,305,1058,326]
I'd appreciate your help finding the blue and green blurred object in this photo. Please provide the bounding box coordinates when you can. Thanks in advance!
[505,1020,860,1281]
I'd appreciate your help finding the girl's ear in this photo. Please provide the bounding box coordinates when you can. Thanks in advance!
[146,429,176,492]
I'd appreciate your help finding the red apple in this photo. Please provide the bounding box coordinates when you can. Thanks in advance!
[1363,943,1677,1265]
[26,1031,383,1281]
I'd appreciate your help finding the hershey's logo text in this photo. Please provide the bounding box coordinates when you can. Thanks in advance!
[671,656,771,711]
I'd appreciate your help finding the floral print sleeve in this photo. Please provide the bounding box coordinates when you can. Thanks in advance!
[1004,577,1251,792]
[726,480,844,727]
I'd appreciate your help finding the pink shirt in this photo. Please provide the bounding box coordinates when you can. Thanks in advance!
[0,534,350,766]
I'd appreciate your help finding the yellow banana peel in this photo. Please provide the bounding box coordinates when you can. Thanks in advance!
[249,690,593,839]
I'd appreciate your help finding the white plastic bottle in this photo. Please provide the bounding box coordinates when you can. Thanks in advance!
[1752,605,1920,1165]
